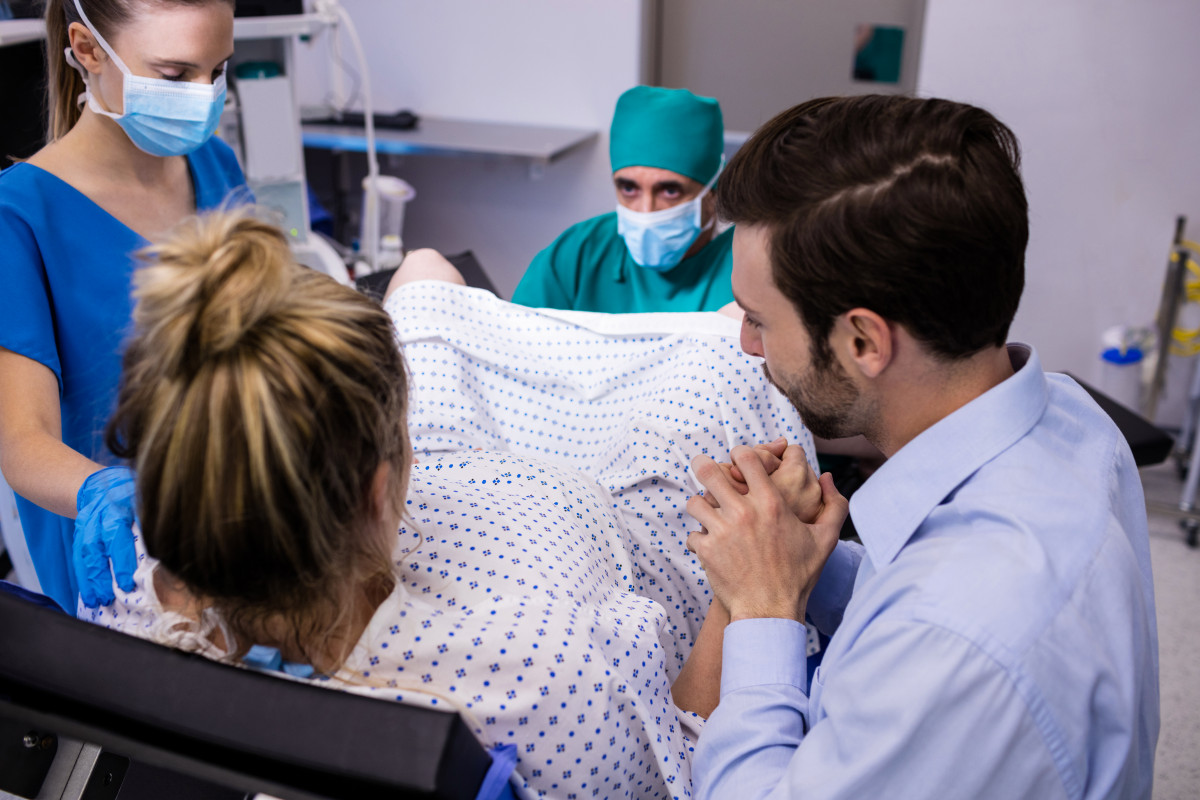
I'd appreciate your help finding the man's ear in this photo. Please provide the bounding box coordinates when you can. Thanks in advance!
[833,308,893,379]
[67,21,106,74]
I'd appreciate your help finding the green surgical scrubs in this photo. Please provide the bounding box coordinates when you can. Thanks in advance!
[511,212,734,313]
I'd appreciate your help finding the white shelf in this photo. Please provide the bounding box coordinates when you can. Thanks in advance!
[233,13,329,40]
[0,14,328,47]
[0,18,45,47]
[303,117,598,167]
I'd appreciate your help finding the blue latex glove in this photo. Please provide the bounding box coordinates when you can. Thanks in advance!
[73,466,138,608]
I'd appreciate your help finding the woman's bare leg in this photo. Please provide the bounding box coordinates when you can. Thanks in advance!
[384,249,466,300]
[717,300,744,321]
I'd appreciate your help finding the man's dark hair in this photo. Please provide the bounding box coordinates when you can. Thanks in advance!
[717,94,1028,362]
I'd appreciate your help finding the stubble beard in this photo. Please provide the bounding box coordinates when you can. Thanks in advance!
[762,360,861,441]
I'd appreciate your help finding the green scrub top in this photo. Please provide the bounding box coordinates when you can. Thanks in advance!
[511,212,734,313]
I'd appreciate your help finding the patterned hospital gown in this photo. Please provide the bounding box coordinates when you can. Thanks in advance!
[83,282,814,800]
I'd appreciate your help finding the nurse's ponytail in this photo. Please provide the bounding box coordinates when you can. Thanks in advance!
[45,0,85,140]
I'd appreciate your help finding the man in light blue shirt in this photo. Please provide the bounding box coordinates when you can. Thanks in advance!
[678,95,1159,798]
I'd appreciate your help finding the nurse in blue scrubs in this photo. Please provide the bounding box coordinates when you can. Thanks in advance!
[0,0,245,613]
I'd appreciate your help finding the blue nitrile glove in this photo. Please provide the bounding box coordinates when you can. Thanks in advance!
[73,466,138,608]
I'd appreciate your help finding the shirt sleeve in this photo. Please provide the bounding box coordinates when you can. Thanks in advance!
[805,540,864,636]
[0,201,62,388]
[511,238,573,309]
[693,617,1065,800]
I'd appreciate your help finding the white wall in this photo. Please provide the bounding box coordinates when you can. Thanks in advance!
[659,0,926,132]
[292,1,1200,419]
[917,0,1200,422]
[292,0,649,298]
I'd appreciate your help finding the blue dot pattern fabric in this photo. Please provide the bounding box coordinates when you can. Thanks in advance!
[389,282,815,672]
[354,453,688,798]
[82,282,816,800]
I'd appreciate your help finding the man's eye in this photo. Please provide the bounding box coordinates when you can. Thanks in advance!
[161,72,186,82]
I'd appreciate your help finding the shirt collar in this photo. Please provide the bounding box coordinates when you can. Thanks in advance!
[848,343,1048,567]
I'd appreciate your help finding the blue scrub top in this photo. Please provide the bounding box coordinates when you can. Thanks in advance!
[0,136,248,612]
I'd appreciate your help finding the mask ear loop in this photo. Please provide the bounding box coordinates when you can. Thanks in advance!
[72,0,134,75]
[66,0,132,119]
[699,155,726,198]
[64,44,124,120]
[693,155,727,233]
[63,47,89,109]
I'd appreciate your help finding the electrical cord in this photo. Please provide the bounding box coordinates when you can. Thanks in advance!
[313,0,381,272]
[323,25,362,112]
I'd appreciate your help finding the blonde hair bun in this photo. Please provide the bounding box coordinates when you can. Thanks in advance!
[108,207,409,669]
[132,210,293,376]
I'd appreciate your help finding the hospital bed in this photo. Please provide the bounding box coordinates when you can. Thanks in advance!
[0,584,502,800]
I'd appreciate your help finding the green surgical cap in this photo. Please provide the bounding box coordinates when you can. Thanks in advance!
[609,86,724,184]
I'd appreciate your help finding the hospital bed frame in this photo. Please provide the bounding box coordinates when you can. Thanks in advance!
[0,586,492,799]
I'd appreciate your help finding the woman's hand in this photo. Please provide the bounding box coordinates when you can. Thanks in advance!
[703,438,824,523]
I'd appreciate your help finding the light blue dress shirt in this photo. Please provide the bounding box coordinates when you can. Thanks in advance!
[694,345,1159,800]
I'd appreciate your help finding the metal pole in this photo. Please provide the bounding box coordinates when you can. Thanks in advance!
[1145,215,1188,420]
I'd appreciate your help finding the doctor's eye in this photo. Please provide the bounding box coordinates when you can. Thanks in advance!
[653,181,687,200]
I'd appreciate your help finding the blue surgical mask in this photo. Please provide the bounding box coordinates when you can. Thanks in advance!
[616,159,723,272]
[67,0,226,157]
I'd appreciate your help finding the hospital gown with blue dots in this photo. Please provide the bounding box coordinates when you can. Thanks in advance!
[83,283,816,800]
[344,454,690,799]
[387,281,815,672]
